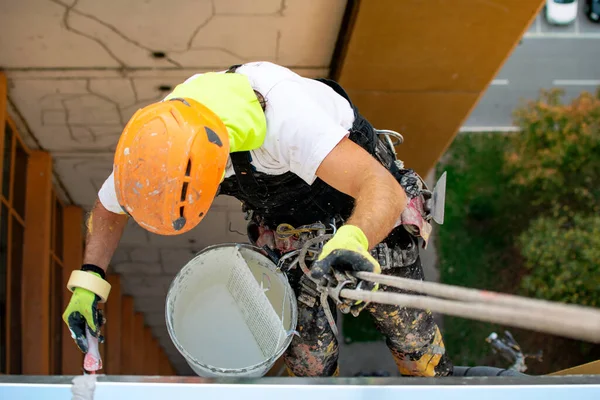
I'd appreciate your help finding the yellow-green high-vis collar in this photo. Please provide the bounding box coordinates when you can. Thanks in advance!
[165,72,267,152]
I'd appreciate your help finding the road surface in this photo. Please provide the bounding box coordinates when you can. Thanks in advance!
[464,2,600,131]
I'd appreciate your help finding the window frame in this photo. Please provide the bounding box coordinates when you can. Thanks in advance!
[0,117,30,374]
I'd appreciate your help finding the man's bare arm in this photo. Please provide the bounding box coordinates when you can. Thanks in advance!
[83,199,129,271]
[316,137,407,248]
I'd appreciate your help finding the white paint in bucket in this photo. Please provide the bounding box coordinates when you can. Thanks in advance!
[175,285,265,369]
[166,244,297,377]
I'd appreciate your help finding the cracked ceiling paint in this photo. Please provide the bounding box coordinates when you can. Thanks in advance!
[1,0,348,375]
[1,0,346,68]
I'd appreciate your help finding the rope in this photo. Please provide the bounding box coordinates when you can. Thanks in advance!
[298,234,332,283]
[276,223,326,238]
[355,271,600,321]
[298,234,339,335]
[298,235,600,343]
[296,235,600,343]
[337,283,600,344]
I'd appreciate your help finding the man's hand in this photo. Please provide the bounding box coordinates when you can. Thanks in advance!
[62,272,105,353]
[312,225,381,278]
[311,225,381,314]
[62,198,123,353]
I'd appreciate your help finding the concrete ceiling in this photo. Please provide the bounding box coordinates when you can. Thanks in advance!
[1,0,348,374]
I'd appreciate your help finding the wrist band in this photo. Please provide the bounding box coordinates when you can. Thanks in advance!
[81,264,106,280]
[67,270,111,303]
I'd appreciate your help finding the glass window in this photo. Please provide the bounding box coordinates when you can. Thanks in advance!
[1,119,30,373]
[49,259,63,374]
[0,204,8,373]
[54,265,63,374]
[50,194,56,256]
[12,140,28,218]
[2,122,12,199]
[9,218,23,374]
[54,200,63,261]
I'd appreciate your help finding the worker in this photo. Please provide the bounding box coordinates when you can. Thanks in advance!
[62,61,452,377]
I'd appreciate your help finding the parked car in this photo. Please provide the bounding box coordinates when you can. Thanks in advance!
[545,0,579,25]
[585,0,600,22]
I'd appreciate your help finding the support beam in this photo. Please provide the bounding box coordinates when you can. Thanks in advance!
[133,313,145,375]
[120,296,134,375]
[158,351,171,376]
[104,274,122,374]
[0,73,6,124]
[149,336,160,375]
[0,73,6,374]
[61,206,84,374]
[143,328,154,375]
[22,151,53,374]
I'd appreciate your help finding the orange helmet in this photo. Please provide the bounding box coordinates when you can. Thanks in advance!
[114,98,229,235]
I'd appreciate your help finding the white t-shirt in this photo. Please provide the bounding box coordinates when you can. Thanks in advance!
[98,62,355,214]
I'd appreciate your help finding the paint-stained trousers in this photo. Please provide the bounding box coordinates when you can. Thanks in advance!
[283,229,453,377]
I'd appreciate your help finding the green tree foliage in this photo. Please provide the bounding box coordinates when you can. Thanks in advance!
[505,89,600,215]
[519,213,600,306]
[438,89,600,370]
[507,88,600,305]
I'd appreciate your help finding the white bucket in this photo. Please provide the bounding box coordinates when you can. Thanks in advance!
[165,243,297,377]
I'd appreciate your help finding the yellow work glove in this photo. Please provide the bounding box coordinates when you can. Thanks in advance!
[311,225,381,313]
[62,271,104,353]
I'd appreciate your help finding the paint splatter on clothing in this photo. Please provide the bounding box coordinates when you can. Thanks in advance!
[284,228,452,377]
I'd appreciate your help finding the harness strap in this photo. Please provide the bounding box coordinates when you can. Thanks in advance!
[229,151,268,198]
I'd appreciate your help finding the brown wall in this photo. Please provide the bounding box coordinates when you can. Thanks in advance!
[335,0,545,175]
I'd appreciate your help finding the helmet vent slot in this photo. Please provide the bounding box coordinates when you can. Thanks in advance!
[179,206,185,217]
[205,127,223,147]
[185,159,192,177]
[169,97,191,107]
[169,110,181,125]
[181,182,189,202]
